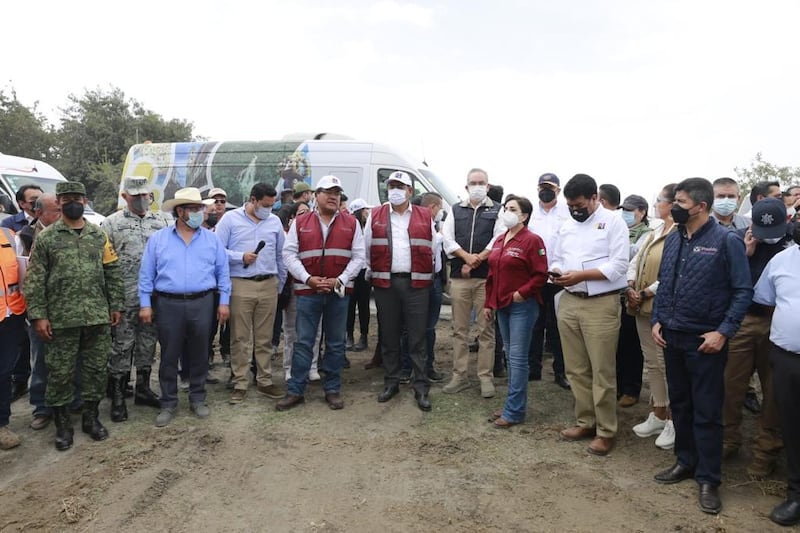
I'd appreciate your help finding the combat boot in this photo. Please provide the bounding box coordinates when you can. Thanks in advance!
[81,401,109,441]
[53,406,74,451]
[110,374,128,422]
[134,367,160,408]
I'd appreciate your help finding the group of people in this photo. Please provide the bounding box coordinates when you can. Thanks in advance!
[1,170,799,527]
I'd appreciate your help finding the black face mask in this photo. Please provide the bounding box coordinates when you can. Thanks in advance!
[538,188,556,203]
[570,206,590,223]
[62,201,85,220]
[205,212,219,227]
[670,205,691,224]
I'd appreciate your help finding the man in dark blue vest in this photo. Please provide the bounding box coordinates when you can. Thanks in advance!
[651,177,752,515]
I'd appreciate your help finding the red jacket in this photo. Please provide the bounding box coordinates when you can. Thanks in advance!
[369,204,434,289]
[485,227,548,309]
[293,211,358,295]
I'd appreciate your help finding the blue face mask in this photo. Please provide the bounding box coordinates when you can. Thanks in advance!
[621,210,636,227]
[713,198,738,217]
[186,211,204,229]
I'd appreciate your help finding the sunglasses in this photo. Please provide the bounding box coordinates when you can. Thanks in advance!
[213,199,226,205]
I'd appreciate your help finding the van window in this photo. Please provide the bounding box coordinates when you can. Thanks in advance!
[377,168,428,204]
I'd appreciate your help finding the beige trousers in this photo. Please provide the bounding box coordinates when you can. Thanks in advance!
[449,278,495,382]
[558,291,620,438]
[230,277,278,390]
[635,314,669,408]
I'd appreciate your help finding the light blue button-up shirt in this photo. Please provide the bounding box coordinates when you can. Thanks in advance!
[213,206,287,289]
[753,244,800,353]
[138,225,231,307]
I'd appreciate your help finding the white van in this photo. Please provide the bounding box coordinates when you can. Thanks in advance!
[0,153,105,225]
[118,135,459,211]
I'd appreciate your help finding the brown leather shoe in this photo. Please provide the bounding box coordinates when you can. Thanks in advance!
[325,392,344,410]
[275,394,305,411]
[487,409,503,422]
[492,417,519,430]
[618,394,639,408]
[257,384,285,399]
[560,426,596,441]
[587,436,615,456]
[30,415,52,431]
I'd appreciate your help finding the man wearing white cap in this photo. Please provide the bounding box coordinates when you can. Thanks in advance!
[366,171,436,411]
[278,175,365,411]
[101,177,169,423]
[346,198,372,352]
[205,187,227,229]
[139,187,231,427]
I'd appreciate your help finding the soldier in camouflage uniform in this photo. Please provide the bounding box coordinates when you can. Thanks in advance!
[25,182,124,451]
[101,177,168,422]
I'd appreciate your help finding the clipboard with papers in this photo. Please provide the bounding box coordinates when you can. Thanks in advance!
[581,256,628,296]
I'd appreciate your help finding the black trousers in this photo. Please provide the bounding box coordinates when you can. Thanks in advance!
[616,306,643,397]
[347,269,371,338]
[374,276,429,394]
[155,293,214,408]
[770,343,800,502]
[528,283,565,377]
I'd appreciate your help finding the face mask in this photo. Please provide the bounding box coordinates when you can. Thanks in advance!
[468,185,487,203]
[670,205,691,224]
[255,206,272,220]
[713,198,738,217]
[205,212,219,227]
[787,206,796,219]
[185,211,204,229]
[434,209,444,223]
[761,236,782,245]
[131,196,149,214]
[388,188,407,206]
[570,206,590,223]
[500,210,520,229]
[621,211,636,227]
[62,201,84,220]
[538,188,556,203]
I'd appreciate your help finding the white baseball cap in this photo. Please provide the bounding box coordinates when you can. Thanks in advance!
[207,187,227,198]
[347,198,372,214]
[316,175,343,191]
[385,171,412,187]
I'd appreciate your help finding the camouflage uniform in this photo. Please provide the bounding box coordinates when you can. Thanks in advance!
[25,218,124,407]
[101,207,168,375]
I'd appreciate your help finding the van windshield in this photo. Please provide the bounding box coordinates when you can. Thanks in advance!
[418,168,459,207]
[2,174,62,194]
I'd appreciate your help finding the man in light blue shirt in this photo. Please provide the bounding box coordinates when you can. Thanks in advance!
[753,229,800,526]
[214,183,287,404]
[139,187,231,427]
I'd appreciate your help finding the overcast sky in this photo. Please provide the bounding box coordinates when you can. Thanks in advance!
[5,0,800,203]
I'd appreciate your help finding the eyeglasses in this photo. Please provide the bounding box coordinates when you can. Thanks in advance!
[656,197,669,203]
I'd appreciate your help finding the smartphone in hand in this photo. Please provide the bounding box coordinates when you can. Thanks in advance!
[547,271,562,278]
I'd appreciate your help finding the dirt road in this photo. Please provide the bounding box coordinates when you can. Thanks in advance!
[0,314,790,532]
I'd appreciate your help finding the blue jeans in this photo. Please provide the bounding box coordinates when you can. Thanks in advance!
[496,299,539,423]
[401,277,443,373]
[288,293,349,396]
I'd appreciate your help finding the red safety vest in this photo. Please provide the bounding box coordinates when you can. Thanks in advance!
[293,210,358,296]
[0,227,26,320]
[369,204,434,289]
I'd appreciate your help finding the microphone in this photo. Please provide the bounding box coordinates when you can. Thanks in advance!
[243,240,266,269]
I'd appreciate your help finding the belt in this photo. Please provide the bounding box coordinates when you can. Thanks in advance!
[568,289,621,299]
[235,274,274,281]
[154,289,213,300]
[391,273,411,278]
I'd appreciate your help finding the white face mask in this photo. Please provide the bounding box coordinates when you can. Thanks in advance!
[787,206,796,219]
[468,185,487,203]
[388,188,407,206]
[761,236,783,245]
[500,209,520,229]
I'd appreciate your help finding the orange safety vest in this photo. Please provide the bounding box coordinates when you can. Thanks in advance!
[369,204,434,289]
[293,210,358,296]
[0,227,26,320]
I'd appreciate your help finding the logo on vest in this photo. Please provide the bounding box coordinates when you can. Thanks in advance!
[692,245,718,255]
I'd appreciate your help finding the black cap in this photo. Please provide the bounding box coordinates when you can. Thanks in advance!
[538,173,559,187]
[751,198,787,240]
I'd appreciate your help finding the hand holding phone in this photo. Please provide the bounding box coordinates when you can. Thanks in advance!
[548,271,562,278]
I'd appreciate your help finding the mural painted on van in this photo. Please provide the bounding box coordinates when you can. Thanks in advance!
[120,141,306,210]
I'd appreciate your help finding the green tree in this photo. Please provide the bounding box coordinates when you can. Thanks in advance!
[0,87,56,161]
[734,152,800,199]
[57,86,194,213]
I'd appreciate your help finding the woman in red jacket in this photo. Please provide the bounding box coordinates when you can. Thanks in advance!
[485,195,549,428]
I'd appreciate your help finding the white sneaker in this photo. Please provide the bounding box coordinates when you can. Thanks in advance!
[309,369,321,382]
[632,412,666,438]
[655,420,675,450]
[284,369,291,381]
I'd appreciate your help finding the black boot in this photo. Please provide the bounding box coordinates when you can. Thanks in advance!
[81,401,109,441]
[134,367,160,408]
[53,406,74,451]
[110,374,128,422]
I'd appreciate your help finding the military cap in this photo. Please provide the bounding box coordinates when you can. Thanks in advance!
[56,181,87,196]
